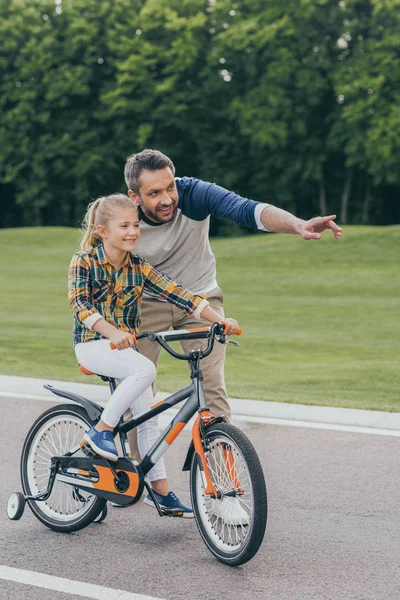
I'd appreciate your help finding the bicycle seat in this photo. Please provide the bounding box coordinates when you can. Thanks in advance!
[78,364,115,384]
[78,364,96,376]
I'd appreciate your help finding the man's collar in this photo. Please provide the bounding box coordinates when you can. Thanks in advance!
[138,206,164,227]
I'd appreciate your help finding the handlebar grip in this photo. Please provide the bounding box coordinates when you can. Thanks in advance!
[221,321,242,336]
[109,335,137,350]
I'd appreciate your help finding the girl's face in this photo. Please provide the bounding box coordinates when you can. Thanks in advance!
[98,208,140,254]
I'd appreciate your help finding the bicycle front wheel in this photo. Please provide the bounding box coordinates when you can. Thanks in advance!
[21,403,106,533]
[190,423,267,566]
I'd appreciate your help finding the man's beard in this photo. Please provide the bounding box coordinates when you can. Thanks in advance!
[139,199,177,224]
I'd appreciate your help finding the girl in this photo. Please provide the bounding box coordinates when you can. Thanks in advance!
[68,193,238,517]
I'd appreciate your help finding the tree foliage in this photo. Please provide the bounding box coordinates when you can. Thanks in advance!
[0,0,399,230]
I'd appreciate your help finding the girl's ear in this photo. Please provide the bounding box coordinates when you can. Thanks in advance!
[97,224,107,239]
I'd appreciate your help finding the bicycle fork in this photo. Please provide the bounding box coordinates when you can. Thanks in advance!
[193,412,218,497]
[193,413,243,499]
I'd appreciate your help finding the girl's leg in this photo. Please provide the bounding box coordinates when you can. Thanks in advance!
[129,385,168,494]
[75,340,167,484]
[75,340,192,515]
[75,339,156,428]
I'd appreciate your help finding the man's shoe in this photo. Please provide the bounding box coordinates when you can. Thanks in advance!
[143,491,194,519]
[83,428,118,462]
[209,497,249,525]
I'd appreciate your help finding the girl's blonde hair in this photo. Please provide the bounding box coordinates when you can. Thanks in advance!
[80,193,138,250]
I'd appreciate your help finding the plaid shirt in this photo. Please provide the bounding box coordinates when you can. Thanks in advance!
[68,244,204,345]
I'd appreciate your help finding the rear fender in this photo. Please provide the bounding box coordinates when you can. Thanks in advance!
[44,384,103,422]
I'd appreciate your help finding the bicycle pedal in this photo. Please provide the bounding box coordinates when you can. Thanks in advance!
[160,508,184,518]
[80,442,96,458]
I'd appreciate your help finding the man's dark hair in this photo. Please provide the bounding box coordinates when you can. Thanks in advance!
[124,149,175,193]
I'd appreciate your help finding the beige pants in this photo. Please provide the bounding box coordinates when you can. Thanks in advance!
[127,287,231,459]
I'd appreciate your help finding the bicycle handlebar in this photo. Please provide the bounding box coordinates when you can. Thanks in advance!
[110,321,242,360]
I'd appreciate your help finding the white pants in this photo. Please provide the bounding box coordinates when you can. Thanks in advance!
[75,339,166,482]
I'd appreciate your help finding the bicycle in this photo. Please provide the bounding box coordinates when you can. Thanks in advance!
[7,322,267,566]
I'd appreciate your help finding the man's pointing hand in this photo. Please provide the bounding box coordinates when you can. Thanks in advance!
[299,214,342,240]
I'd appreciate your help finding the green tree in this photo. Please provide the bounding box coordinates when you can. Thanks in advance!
[0,0,399,229]
[0,0,123,226]
[330,0,400,223]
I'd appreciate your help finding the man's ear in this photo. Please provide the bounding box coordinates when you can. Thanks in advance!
[128,189,140,206]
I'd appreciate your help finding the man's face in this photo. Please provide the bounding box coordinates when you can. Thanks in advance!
[128,167,178,224]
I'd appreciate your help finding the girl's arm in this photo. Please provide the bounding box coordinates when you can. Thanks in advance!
[198,305,239,335]
[142,260,204,315]
[69,254,134,350]
[142,260,239,334]
[68,254,101,323]
[92,319,135,350]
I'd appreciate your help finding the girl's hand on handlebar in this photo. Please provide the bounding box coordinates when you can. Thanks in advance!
[109,331,135,351]
[221,318,240,335]
[198,305,242,335]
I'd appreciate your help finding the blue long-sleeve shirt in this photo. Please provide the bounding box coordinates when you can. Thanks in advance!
[176,177,261,228]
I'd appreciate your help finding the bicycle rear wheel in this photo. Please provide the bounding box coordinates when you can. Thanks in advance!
[190,423,267,566]
[21,403,106,533]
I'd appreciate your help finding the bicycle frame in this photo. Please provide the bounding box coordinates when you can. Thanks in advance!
[118,370,207,476]
[113,340,220,498]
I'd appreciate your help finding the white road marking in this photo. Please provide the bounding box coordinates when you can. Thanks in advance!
[0,391,399,437]
[0,565,165,600]
[234,414,400,437]
[0,391,61,403]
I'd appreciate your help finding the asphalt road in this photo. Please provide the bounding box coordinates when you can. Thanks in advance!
[1,396,399,600]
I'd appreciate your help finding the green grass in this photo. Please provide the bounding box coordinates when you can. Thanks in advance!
[1,226,399,411]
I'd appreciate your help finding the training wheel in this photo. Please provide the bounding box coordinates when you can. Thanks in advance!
[93,504,108,523]
[7,492,25,521]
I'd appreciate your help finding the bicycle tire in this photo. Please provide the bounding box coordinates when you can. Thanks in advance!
[93,504,108,523]
[190,423,267,566]
[21,403,106,533]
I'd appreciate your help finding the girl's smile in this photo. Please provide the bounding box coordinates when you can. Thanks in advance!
[98,207,140,265]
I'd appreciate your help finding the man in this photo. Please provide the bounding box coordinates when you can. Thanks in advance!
[123,149,342,430]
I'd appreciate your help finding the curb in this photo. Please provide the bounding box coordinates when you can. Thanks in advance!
[1,374,399,432]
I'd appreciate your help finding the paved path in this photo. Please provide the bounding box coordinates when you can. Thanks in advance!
[1,375,399,432]
[1,394,399,600]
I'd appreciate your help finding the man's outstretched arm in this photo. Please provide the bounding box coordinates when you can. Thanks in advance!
[260,206,342,240]
[177,177,342,239]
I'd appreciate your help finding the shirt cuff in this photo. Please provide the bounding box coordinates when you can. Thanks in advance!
[255,203,272,231]
[82,313,104,330]
[193,299,210,319]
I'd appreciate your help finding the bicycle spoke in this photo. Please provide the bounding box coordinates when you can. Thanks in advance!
[26,412,97,520]
[194,432,255,553]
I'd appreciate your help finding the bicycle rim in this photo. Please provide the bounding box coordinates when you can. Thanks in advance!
[24,411,98,522]
[194,434,254,553]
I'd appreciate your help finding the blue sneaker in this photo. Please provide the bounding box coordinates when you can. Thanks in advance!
[143,491,194,519]
[83,428,118,462]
